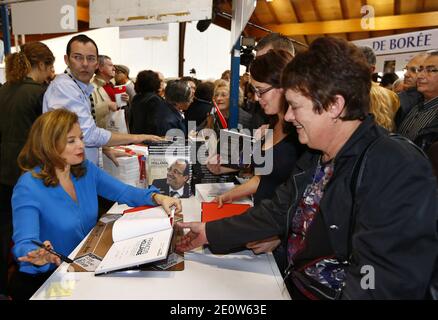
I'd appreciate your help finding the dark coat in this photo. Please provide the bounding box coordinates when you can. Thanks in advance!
[129,92,164,134]
[395,88,424,129]
[148,101,187,137]
[151,178,190,198]
[185,98,212,128]
[415,116,438,182]
[206,115,438,299]
[0,78,45,186]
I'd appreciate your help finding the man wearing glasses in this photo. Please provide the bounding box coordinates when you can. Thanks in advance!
[397,51,438,179]
[152,159,191,198]
[394,53,427,127]
[43,34,162,166]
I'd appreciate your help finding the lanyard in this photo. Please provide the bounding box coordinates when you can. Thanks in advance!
[64,69,95,119]
[64,69,91,102]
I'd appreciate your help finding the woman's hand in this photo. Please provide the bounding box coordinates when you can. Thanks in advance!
[175,222,208,252]
[18,240,61,266]
[153,193,182,216]
[246,236,281,254]
[213,193,232,208]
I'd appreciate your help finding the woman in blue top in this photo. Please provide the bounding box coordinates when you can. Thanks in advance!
[9,109,181,299]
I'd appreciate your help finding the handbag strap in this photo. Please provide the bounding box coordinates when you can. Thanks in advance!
[346,133,428,262]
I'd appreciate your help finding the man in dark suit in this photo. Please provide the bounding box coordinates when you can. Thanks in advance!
[152,159,190,198]
[148,79,192,137]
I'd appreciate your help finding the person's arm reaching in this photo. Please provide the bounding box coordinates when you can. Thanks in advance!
[92,161,181,216]
[176,222,208,252]
[214,176,260,207]
[152,193,182,216]
[106,131,163,146]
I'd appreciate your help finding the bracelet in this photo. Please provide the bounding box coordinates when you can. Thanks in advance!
[152,193,159,204]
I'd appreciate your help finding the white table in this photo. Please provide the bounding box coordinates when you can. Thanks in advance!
[31,197,290,300]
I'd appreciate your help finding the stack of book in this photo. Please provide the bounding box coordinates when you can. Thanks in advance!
[102,145,148,187]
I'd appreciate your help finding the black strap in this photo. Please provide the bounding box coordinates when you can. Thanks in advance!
[64,70,96,121]
[346,133,428,262]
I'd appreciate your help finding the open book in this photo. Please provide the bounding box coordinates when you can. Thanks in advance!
[94,207,173,275]
[195,182,253,205]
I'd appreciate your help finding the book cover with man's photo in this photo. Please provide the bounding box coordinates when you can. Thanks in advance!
[148,144,192,198]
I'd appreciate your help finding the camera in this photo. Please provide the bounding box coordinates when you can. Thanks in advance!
[240,36,255,70]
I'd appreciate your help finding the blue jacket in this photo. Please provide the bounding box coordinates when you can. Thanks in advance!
[12,160,158,274]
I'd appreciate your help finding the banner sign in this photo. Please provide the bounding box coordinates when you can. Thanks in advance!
[90,0,212,28]
[352,28,438,55]
[11,0,77,35]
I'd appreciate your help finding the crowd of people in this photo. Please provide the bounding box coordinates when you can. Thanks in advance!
[0,31,437,300]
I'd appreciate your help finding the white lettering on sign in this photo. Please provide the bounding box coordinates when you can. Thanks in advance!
[360,5,375,30]
[60,5,75,30]
[353,28,437,55]
[388,32,432,50]
[372,32,433,53]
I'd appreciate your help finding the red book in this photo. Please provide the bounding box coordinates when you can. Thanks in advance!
[201,202,251,223]
[123,205,156,214]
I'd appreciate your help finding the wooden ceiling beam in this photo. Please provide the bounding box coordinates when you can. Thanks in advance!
[266,2,281,25]
[77,5,89,22]
[265,11,438,35]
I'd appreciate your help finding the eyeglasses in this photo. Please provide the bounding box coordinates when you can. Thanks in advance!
[252,85,274,97]
[403,66,419,74]
[167,167,184,176]
[417,66,438,75]
[70,54,97,63]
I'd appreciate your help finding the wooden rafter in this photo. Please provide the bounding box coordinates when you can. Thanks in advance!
[264,11,438,36]
[289,0,308,45]
[339,0,350,40]
[77,4,89,22]
[394,0,401,15]
[266,1,280,25]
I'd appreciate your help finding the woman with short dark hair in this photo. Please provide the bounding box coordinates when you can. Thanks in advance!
[176,37,438,300]
[130,70,163,134]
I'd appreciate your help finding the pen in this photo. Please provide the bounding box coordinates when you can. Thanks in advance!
[31,240,74,264]
[169,206,176,226]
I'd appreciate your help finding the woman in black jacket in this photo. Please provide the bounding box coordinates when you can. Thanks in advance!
[0,42,55,298]
[176,37,438,300]
[129,70,163,134]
